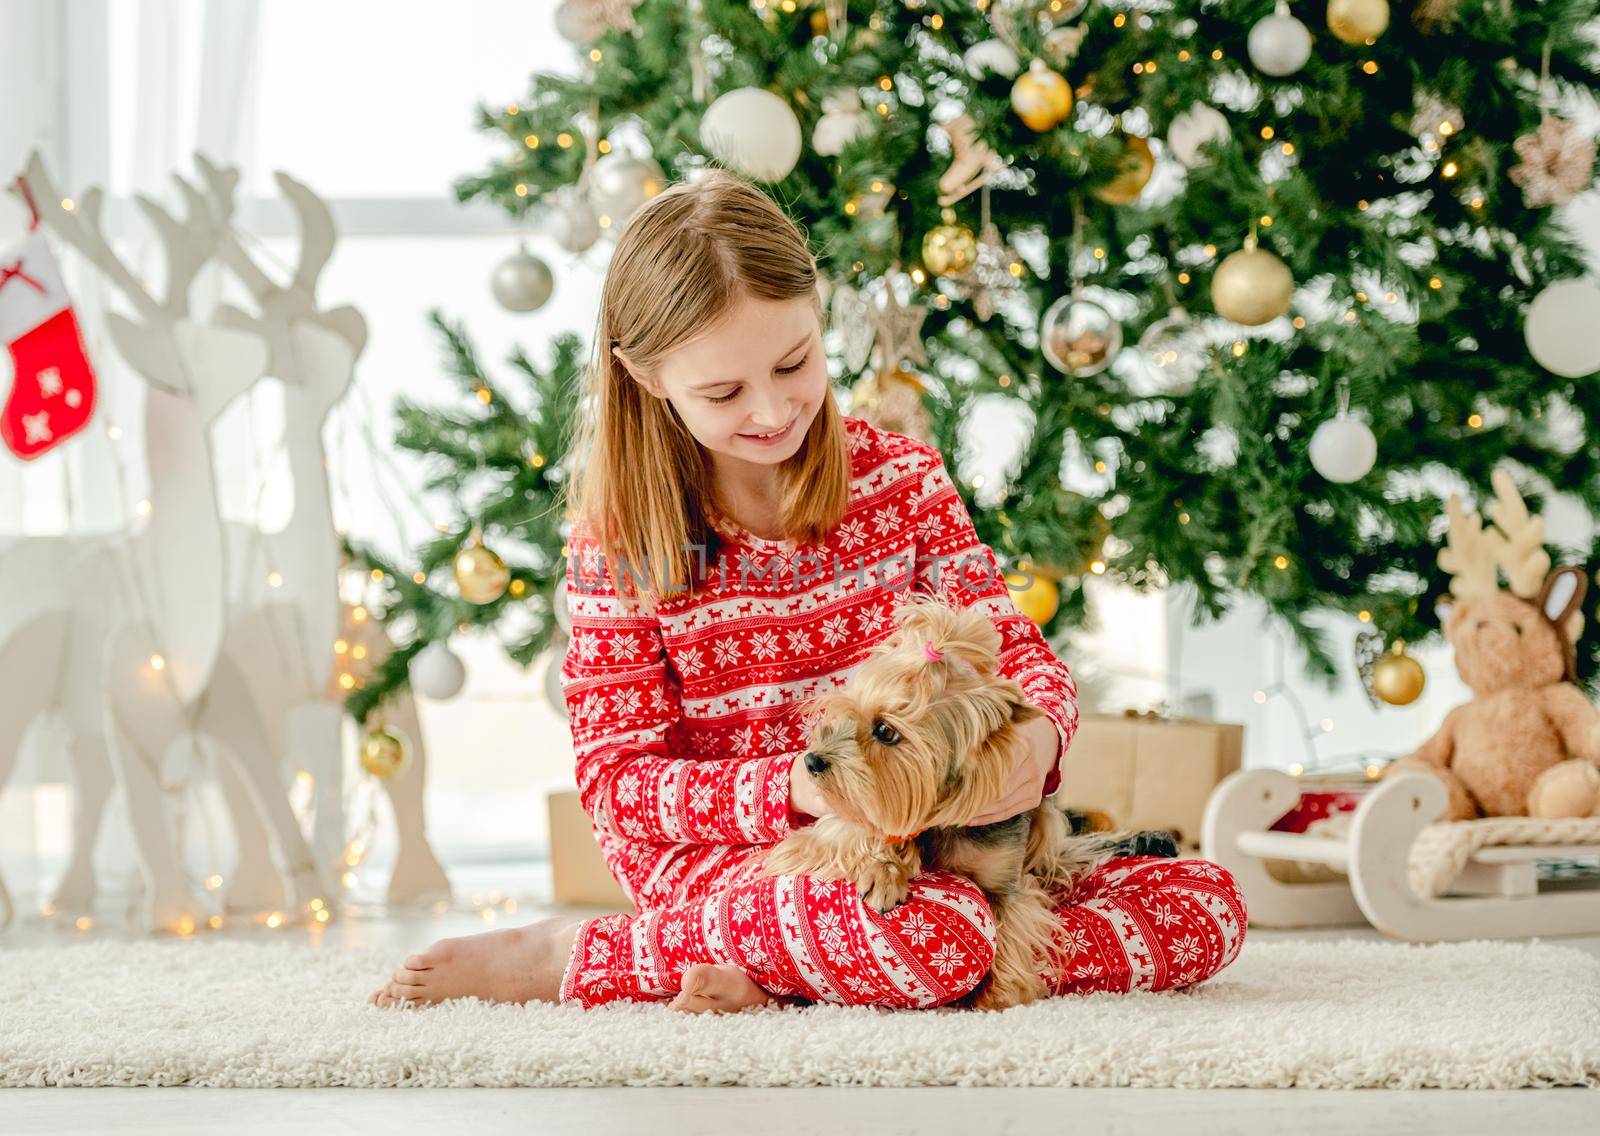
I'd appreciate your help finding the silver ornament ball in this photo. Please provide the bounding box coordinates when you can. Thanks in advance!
[587,153,666,230]
[544,187,600,253]
[1308,414,1378,483]
[491,245,554,313]
[410,639,467,700]
[1041,293,1123,377]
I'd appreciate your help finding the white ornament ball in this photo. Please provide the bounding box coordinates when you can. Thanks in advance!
[490,245,554,313]
[812,91,868,157]
[1168,103,1231,168]
[964,39,1021,80]
[410,639,467,700]
[553,576,572,636]
[700,87,803,181]
[553,0,606,44]
[587,153,666,229]
[1309,415,1378,483]
[1525,279,1600,378]
[544,187,600,253]
[1248,11,1313,77]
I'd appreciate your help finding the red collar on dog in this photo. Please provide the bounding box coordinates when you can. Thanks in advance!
[884,831,922,845]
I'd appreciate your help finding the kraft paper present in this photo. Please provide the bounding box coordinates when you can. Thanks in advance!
[547,787,633,910]
[1054,712,1245,849]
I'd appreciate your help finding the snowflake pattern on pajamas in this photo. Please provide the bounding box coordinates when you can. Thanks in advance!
[553,416,1247,1009]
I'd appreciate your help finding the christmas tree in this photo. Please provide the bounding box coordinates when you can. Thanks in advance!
[346,0,1600,721]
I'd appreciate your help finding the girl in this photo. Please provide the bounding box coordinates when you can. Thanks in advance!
[371,170,1245,1013]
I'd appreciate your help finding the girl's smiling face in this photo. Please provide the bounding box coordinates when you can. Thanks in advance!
[617,294,828,472]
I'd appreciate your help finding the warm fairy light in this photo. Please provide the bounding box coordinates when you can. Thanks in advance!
[588,48,602,62]
[1093,247,1105,259]
[1384,291,1397,302]
[412,571,426,584]
[342,871,358,888]
[1133,63,1144,75]
[295,771,314,789]
[1292,316,1306,328]
[1467,413,1483,429]
[505,103,519,115]
[267,571,283,588]
[515,184,528,197]
[597,139,612,153]
[476,387,492,405]
[971,475,986,489]
[1009,261,1025,276]
[524,134,539,149]
[206,874,224,890]
[334,639,349,655]
[1365,764,1383,779]
[370,568,384,581]
[509,579,527,597]
[998,374,1011,386]
[844,199,858,215]
[1356,292,1368,302]
[1090,560,1107,575]
[1260,126,1274,140]
[1179,512,1191,524]
[878,75,892,90]
[876,102,889,116]
[1203,243,1217,257]
[76,916,93,930]
[1232,341,1247,357]
[107,425,122,440]
[315,909,330,923]
[353,606,368,621]
[930,12,943,27]
[911,267,926,284]
[557,132,573,148]
[136,499,152,516]
[1429,277,1443,289]
[1358,200,1370,211]
[1438,121,1454,136]
[1344,311,1356,322]
[1253,690,1267,703]
[208,915,223,929]
[1320,719,1334,732]
[1211,47,1222,59]
[1362,60,1378,74]
[311,898,325,911]
[1115,13,1127,26]
[352,645,367,660]
[1179,50,1190,61]
[61,197,76,211]
[1441,161,1458,178]
[1281,142,1295,155]
[1274,555,1289,570]
[149,654,166,671]
[1094,460,1107,473]
[1177,272,1191,284]
[265,912,283,928]
[529,452,545,467]
[1470,196,1484,208]
[1288,763,1305,776]
[597,214,612,228]
[177,916,195,935]
[1358,610,1372,622]
[1260,215,1273,227]
[339,673,356,690]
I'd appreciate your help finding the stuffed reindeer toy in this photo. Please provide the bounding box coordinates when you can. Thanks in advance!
[1389,469,1600,821]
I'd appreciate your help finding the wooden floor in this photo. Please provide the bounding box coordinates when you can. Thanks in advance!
[1,902,1596,1134]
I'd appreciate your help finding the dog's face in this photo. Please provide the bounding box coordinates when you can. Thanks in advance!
[797,597,1043,836]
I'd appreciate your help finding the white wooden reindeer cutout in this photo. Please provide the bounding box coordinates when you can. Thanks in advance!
[0,151,276,934]
[194,158,450,910]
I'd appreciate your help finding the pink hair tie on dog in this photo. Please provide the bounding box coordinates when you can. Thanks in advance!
[923,642,944,662]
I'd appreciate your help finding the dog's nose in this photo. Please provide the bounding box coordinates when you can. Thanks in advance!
[804,752,829,775]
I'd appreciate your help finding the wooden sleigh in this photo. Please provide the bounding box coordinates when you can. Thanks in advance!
[1202,768,1600,942]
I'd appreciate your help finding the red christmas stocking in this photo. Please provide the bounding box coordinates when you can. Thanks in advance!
[0,228,98,461]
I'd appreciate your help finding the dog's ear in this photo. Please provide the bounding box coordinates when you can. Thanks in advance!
[890,596,1002,675]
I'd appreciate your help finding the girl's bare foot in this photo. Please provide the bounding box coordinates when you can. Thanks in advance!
[668,963,790,1013]
[367,914,589,1008]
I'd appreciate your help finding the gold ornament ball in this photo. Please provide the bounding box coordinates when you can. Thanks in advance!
[1093,135,1156,205]
[454,537,511,604]
[1011,60,1073,132]
[1006,569,1061,626]
[1327,0,1390,44]
[359,725,412,780]
[809,8,830,36]
[1373,646,1426,706]
[922,222,979,277]
[1211,245,1294,326]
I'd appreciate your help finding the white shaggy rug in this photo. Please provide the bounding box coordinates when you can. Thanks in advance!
[1,937,1597,1089]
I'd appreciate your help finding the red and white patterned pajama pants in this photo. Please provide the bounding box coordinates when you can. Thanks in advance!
[558,840,1248,1009]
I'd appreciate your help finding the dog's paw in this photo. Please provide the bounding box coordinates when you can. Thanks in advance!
[859,875,910,914]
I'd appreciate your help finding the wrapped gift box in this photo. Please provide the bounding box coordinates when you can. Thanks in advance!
[547,788,633,910]
[1053,712,1244,850]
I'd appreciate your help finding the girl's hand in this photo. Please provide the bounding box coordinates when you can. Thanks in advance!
[789,752,834,821]
[966,713,1060,826]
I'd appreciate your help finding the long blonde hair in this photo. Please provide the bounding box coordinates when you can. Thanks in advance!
[563,168,851,612]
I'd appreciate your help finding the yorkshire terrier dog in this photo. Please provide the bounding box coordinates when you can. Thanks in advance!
[757,594,1175,1011]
